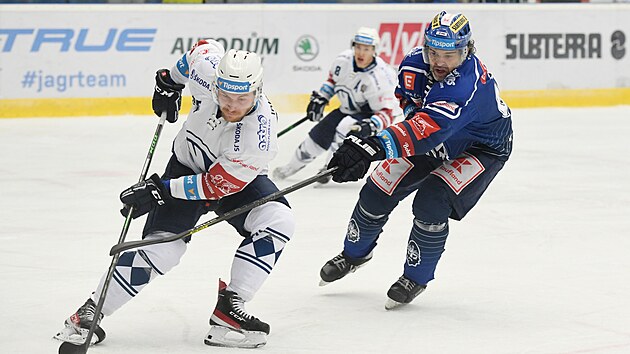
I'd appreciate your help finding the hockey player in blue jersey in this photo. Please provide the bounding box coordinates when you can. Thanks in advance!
[319,11,513,309]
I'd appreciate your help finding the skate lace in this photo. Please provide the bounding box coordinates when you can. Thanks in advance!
[78,301,98,323]
[230,293,254,321]
[396,276,416,292]
[331,254,349,271]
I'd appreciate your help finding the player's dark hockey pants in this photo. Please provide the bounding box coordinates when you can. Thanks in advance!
[342,149,507,285]
[308,109,372,150]
[92,155,294,315]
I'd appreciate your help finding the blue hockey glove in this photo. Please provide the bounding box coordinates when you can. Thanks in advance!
[120,173,171,219]
[327,135,385,183]
[152,69,185,123]
[306,91,328,122]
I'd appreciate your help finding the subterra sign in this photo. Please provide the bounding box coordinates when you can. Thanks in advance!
[505,32,626,60]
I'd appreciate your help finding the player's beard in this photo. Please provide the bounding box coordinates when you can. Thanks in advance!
[221,107,247,122]
[431,65,450,81]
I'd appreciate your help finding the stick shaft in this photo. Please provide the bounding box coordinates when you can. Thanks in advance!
[110,167,337,256]
[277,116,309,137]
[61,113,168,354]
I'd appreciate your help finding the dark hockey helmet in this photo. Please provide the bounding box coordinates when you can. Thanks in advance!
[423,11,473,65]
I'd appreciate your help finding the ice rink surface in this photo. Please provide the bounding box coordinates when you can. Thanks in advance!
[1,107,630,354]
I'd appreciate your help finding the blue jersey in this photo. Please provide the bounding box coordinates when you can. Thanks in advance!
[377,47,513,161]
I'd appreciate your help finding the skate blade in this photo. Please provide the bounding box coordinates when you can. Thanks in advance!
[385,298,407,310]
[204,325,267,349]
[319,279,331,287]
[52,326,97,346]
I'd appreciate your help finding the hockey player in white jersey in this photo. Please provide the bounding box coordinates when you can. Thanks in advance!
[273,27,400,184]
[54,40,295,349]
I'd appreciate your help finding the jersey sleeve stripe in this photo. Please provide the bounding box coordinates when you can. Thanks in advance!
[391,122,415,157]
[176,54,190,78]
[376,130,399,159]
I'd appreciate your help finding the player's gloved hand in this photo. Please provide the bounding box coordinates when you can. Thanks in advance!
[120,173,171,219]
[152,69,185,123]
[348,117,379,138]
[402,101,418,120]
[327,135,385,183]
[306,91,328,122]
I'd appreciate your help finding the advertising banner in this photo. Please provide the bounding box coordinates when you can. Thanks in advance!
[1,4,628,117]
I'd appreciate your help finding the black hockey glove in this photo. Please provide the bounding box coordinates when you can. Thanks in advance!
[152,69,185,123]
[348,117,379,139]
[306,91,328,122]
[327,135,385,183]
[120,173,171,219]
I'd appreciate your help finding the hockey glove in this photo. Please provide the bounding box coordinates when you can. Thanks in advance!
[152,69,185,123]
[348,117,379,139]
[306,91,328,122]
[401,99,420,121]
[327,135,385,183]
[120,173,171,219]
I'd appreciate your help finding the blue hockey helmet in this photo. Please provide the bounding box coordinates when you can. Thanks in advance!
[424,11,472,51]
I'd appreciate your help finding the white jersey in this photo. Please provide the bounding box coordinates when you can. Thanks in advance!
[318,49,400,129]
[165,42,279,200]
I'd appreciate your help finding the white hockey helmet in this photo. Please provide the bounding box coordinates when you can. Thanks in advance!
[351,27,380,54]
[214,49,264,99]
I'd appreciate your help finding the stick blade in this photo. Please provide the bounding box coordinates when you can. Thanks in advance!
[59,341,88,354]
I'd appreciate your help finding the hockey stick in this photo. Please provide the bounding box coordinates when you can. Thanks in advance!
[277,116,309,137]
[108,166,337,256]
[59,112,168,354]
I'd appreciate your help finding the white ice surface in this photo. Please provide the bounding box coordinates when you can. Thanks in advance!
[1,107,630,353]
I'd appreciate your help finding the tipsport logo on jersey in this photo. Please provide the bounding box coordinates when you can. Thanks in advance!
[378,23,428,66]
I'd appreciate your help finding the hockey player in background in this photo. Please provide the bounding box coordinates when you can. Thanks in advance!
[54,41,295,348]
[319,11,513,309]
[273,27,400,184]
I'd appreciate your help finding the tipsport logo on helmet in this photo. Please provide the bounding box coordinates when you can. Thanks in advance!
[427,37,456,49]
[354,34,376,46]
[217,77,250,93]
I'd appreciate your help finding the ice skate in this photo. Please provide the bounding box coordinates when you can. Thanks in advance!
[384,275,427,310]
[272,164,304,180]
[319,251,372,286]
[204,279,270,348]
[53,298,106,346]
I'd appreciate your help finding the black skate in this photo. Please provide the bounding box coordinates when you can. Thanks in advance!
[319,251,372,286]
[204,279,269,348]
[53,298,106,345]
[385,275,427,310]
